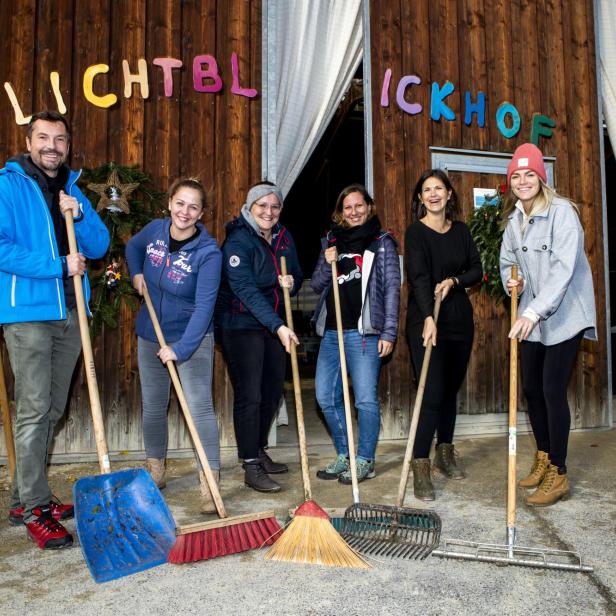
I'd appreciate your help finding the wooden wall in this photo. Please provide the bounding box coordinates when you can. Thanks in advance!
[370,0,608,436]
[0,0,261,458]
[0,0,608,461]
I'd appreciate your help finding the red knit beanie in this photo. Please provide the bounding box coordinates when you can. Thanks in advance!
[506,143,547,185]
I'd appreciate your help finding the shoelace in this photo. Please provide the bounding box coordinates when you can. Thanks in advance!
[30,515,65,535]
[539,469,557,492]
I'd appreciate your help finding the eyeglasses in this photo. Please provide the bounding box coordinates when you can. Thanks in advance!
[253,202,281,213]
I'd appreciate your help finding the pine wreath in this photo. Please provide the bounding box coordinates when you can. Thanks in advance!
[78,163,167,338]
[468,187,509,306]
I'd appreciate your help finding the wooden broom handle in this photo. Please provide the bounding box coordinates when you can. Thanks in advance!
[280,257,311,501]
[507,265,519,532]
[0,349,16,478]
[331,260,360,504]
[65,210,111,474]
[141,283,227,519]
[396,292,442,507]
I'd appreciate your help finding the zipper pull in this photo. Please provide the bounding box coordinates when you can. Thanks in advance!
[166,255,170,267]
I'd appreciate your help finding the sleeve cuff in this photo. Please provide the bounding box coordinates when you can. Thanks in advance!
[522,308,541,324]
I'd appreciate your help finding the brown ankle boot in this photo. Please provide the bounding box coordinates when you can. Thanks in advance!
[526,464,570,507]
[199,470,220,514]
[519,450,549,488]
[145,458,166,489]
[433,443,465,480]
[412,459,435,501]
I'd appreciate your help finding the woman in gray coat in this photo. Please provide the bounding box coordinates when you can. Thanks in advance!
[500,143,597,507]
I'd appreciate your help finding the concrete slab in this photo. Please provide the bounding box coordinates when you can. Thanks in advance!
[1,428,615,615]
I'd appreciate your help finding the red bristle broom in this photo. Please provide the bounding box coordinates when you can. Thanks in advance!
[264,258,369,568]
[141,284,281,563]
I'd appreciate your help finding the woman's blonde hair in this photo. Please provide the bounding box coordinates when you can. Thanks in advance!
[500,180,579,229]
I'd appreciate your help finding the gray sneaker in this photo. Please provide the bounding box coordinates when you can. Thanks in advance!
[338,457,375,484]
[316,454,350,480]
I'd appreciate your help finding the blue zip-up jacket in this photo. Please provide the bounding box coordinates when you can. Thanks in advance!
[216,215,302,334]
[311,230,401,342]
[126,219,222,362]
[0,158,109,324]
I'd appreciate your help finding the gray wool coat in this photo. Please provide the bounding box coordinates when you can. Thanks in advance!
[499,196,597,345]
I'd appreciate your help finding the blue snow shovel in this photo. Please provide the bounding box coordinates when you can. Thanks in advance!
[66,211,175,583]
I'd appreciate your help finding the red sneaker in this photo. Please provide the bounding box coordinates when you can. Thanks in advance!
[9,498,74,526]
[25,506,73,549]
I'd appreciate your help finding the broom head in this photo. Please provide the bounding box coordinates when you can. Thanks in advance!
[168,510,281,563]
[265,500,370,569]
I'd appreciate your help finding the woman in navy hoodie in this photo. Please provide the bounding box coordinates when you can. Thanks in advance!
[126,178,222,513]
[216,182,302,493]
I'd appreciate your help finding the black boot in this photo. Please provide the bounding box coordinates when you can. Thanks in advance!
[244,462,282,493]
[258,447,288,474]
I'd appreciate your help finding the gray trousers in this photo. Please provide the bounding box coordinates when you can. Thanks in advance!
[4,311,81,522]
[138,334,220,471]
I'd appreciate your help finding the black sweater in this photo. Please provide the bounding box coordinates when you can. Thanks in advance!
[405,220,482,341]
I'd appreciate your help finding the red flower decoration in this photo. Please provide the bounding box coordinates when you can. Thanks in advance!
[483,274,489,282]
[499,184,508,195]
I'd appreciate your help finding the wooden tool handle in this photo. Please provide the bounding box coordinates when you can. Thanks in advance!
[141,283,227,518]
[65,210,111,474]
[0,349,16,478]
[507,265,519,531]
[396,292,442,507]
[331,260,360,504]
[280,257,311,501]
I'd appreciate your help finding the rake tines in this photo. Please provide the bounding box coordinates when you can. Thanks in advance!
[339,503,441,560]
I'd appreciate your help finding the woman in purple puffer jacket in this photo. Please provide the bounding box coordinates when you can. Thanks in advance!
[311,184,400,484]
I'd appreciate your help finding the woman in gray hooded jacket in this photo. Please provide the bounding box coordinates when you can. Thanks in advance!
[500,143,597,508]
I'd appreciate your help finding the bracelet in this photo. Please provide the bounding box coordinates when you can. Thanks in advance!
[449,276,459,287]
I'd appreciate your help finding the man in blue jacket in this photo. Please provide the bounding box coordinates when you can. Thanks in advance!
[0,110,109,549]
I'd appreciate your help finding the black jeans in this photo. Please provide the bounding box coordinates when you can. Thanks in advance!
[221,328,286,460]
[520,331,583,468]
[408,335,473,459]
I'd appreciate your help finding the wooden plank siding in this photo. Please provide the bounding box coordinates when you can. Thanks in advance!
[0,0,607,462]
[369,0,608,432]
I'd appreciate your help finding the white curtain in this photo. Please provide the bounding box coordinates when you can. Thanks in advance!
[263,0,363,197]
[598,0,616,146]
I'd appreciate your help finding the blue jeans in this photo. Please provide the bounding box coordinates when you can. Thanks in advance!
[138,334,220,470]
[315,329,381,460]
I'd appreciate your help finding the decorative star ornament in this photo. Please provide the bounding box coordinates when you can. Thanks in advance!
[88,168,139,214]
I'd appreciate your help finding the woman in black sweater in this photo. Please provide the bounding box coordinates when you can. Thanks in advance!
[405,169,482,501]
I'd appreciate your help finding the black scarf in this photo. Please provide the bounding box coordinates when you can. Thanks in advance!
[330,215,381,254]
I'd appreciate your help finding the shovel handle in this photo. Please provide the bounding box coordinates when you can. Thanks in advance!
[396,292,442,507]
[141,283,227,519]
[0,348,16,478]
[65,210,111,474]
[507,265,519,536]
[331,260,360,504]
[280,257,311,501]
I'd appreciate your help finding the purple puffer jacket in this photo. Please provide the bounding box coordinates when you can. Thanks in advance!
[311,231,401,342]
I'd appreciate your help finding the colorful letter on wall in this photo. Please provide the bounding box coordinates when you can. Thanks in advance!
[531,113,556,145]
[431,81,456,121]
[496,102,521,138]
[380,68,392,107]
[230,52,257,98]
[83,64,117,108]
[193,55,223,93]
[122,58,150,99]
[396,75,422,115]
[153,58,183,97]
[4,82,31,124]
[464,91,485,127]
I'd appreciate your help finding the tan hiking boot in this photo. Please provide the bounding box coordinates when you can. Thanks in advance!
[519,450,549,488]
[412,458,435,501]
[199,470,220,514]
[526,464,570,507]
[433,443,465,480]
[145,458,166,489]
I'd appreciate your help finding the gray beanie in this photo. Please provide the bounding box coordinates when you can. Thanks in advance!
[240,183,284,235]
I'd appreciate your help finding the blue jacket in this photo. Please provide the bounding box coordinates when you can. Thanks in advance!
[126,219,222,362]
[0,158,109,324]
[216,215,302,334]
[311,231,401,342]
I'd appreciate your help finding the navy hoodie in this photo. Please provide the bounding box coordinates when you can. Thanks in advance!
[126,218,222,361]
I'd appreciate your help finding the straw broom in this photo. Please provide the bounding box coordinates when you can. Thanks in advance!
[264,258,369,568]
[139,283,281,563]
